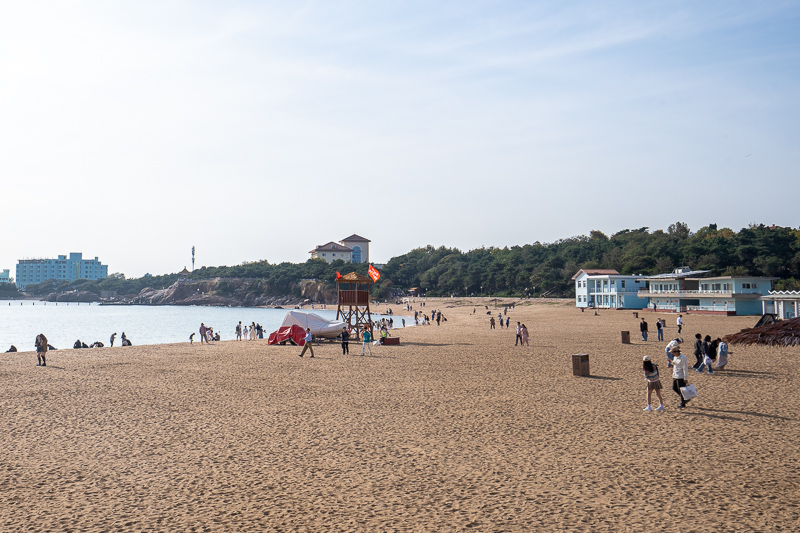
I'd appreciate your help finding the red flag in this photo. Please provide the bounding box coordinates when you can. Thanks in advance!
[336,271,342,280]
[368,264,380,282]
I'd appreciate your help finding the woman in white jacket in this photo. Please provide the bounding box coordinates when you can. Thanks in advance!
[671,347,691,408]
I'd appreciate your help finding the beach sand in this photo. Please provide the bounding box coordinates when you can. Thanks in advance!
[1,298,798,531]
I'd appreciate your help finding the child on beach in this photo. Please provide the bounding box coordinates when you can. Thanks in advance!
[35,333,48,366]
[642,356,665,411]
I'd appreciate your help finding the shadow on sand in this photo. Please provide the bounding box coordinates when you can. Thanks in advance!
[692,406,794,421]
[583,375,622,381]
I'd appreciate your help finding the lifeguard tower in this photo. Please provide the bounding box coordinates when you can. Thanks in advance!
[336,272,374,334]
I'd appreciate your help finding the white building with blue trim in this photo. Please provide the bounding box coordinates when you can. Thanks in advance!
[0,269,10,284]
[639,267,776,315]
[572,269,648,309]
[761,291,800,319]
[16,252,108,290]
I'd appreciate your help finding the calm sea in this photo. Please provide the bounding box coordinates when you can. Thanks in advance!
[0,301,410,352]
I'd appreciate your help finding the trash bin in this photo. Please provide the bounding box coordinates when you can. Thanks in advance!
[572,353,590,376]
[621,331,631,344]
[633,312,639,318]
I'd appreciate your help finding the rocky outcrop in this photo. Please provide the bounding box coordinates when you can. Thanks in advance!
[43,291,101,303]
[131,278,337,307]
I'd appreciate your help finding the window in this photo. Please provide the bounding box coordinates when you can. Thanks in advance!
[621,280,626,289]
[742,283,751,289]
[352,245,362,263]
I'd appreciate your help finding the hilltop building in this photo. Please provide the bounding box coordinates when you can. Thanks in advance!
[16,252,108,290]
[639,267,776,315]
[572,269,648,309]
[310,234,370,264]
[0,269,10,284]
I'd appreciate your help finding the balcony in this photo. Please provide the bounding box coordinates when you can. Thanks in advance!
[638,289,763,297]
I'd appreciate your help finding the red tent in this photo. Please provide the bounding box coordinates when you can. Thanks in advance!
[267,324,307,345]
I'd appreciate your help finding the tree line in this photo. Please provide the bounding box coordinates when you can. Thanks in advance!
[18,223,800,300]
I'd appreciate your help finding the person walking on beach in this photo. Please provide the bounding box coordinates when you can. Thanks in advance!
[189,332,195,344]
[715,338,730,370]
[521,324,530,346]
[677,314,684,334]
[697,335,715,374]
[299,328,315,358]
[490,317,496,329]
[109,332,117,347]
[692,333,703,370]
[35,333,48,366]
[656,319,664,342]
[664,338,683,368]
[642,355,665,411]
[361,326,373,356]
[199,323,207,344]
[640,318,649,341]
[341,327,350,355]
[671,347,691,408]
[236,322,242,340]
[515,322,522,346]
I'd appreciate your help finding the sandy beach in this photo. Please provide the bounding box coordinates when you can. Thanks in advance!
[1,298,798,532]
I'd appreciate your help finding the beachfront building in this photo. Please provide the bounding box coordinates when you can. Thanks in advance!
[15,252,108,290]
[572,269,648,309]
[0,269,10,284]
[761,291,800,319]
[309,234,370,264]
[639,266,776,315]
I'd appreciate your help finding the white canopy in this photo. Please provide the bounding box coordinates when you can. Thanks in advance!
[280,310,347,338]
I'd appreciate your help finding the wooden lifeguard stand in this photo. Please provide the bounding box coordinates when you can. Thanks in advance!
[336,272,374,334]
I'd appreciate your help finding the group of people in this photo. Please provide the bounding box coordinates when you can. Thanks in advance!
[690,333,730,373]
[194,323,220,344]
[639,315,685,342]
[514,322,530,346]
[235,322,264,340]
[642,343,693,411]
[414,310,444,325]
[300,324,379,358]
[642,333,732,411]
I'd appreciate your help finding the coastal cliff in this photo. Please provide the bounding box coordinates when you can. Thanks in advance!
[39,278,337,306]
[130,278,336,307]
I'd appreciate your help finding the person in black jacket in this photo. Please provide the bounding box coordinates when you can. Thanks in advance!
[341,327,350,355]
[697,335,715,374]
[692,333,703,370]
[640,318,649,341]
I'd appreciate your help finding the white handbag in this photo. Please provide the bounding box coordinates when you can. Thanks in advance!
[680,384,698,400]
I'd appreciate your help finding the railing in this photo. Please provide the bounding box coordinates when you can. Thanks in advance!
[639,289,763,295]
[686,305,731,312]
[587,289,643,295]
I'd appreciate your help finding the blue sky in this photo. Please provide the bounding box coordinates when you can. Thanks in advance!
[1,1,798,278]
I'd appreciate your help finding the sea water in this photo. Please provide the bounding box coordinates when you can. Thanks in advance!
[0,301,410,352]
